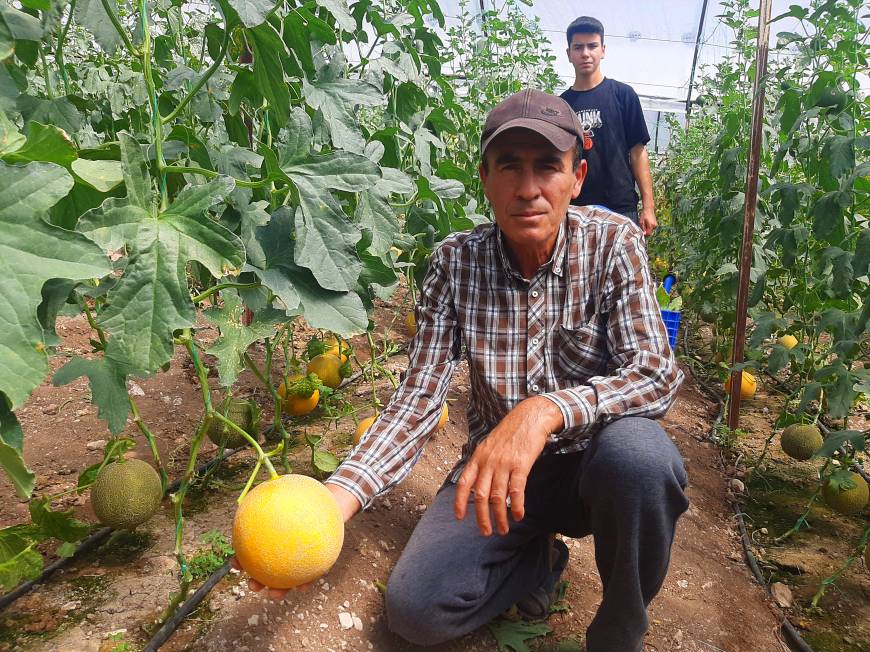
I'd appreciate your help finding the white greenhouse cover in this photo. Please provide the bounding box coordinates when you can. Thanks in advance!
[437,1,861,111]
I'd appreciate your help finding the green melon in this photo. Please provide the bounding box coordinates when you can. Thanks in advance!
[822,472,869,516]
[780,424,823,461]
[90,459,163,530]
[207,397,258,449]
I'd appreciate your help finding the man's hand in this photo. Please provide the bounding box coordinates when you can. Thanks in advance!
[454,396,564,536]
[639,206,657,237]
[233,483,361,600]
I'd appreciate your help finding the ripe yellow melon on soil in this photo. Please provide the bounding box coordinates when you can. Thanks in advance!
[777,334,798,349]
[233,474,344,589]
[724,371,756,399]
[780,424,823,461]
[278,374,320,416]
[324,336,349,363]
[307,354,344,389]
[90,459,163,530]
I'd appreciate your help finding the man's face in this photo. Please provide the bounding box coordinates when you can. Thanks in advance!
[479,129,586,256]
[567,32,605,75]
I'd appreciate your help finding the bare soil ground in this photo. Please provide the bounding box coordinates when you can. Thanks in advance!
[0,306,817,652]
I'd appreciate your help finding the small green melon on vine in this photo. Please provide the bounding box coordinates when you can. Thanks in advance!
[822,471,869,516]
[207,397,260,449]
[90,459,163,530]
[780,424,823,461]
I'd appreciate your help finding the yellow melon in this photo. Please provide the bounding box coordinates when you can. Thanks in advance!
[233,474,344,589]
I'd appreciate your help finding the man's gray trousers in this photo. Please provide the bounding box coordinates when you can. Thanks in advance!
[385,416,689,652]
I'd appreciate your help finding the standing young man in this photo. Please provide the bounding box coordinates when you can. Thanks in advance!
[561,16,657,236]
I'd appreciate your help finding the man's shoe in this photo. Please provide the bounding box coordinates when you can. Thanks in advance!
[514,538,569,620]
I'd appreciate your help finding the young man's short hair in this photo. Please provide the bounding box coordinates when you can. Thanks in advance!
[566,16,604,45]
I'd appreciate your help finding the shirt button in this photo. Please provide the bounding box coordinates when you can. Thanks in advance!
[554,267,561,274]
[532,337,540,346]
[531,290,539,298]
[531,384,540,392]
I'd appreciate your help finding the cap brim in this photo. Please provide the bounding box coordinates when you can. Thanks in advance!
[481,118,578,156]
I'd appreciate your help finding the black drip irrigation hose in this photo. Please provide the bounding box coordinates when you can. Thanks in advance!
[142,561,232,652]
[701,396,815,652]
[0,447,242,612]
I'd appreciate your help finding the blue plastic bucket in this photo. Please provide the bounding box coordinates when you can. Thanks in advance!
[660,310,681,349]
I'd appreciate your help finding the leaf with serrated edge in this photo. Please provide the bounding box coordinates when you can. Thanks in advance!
[0,531,42,591]
[53,357,130,434]
[0,162,110,408]
[29,498,91,543]
[80,158,241,374]
[204,292,283,387]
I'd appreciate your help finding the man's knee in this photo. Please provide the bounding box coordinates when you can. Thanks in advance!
[584,417,688,502]
[385,568,453,646]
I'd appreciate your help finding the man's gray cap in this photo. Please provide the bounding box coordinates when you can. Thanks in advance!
[480,88,584,155]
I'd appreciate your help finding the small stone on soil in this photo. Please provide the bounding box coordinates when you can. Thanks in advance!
[338,611,354,629]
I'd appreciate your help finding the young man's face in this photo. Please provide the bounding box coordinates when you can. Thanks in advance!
[479,129,586,256]
[567,32,605,75]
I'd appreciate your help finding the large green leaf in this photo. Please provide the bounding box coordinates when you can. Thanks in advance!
[250,23,289,127]
[1,122,76,166]
[0,110,25,154]
[314,0,356,32]
[822,134,854,181]
[74,0,125,55]
[226,0,276,27]
[245,209,366,334]
[302,76,382,153]
[811,191,847,242]
[0,529,42,591]
[292,271,368,336]
[29,498,91,543]
[203,292,284,387]
[71,159,124,192]
[0,162,110,409]
[78,139,242,374]
[0,396,34,499]
[0,5,42,43]
[17,96,81,135]
[281,150,381,192]
[293,176,362,292]
[355,190,398,256]
[53,357,129,435]
[119,132,154,212]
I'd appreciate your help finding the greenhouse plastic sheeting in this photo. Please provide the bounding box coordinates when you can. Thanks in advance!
[438,1,818,112]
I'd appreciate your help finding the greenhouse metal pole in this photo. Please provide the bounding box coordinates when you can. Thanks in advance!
[685,0,711,121]
[728,0,774,432]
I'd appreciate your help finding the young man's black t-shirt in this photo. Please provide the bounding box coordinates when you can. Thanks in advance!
[560,78,650,215]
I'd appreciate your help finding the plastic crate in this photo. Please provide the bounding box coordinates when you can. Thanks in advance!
[660,309,681,349]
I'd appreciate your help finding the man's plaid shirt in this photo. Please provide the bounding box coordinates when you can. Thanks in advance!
[326,205,683,508]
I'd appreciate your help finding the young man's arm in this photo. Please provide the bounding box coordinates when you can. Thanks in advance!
[629,143,656,236]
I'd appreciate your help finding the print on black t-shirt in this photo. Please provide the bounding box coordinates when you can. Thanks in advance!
[560,78,650,215]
